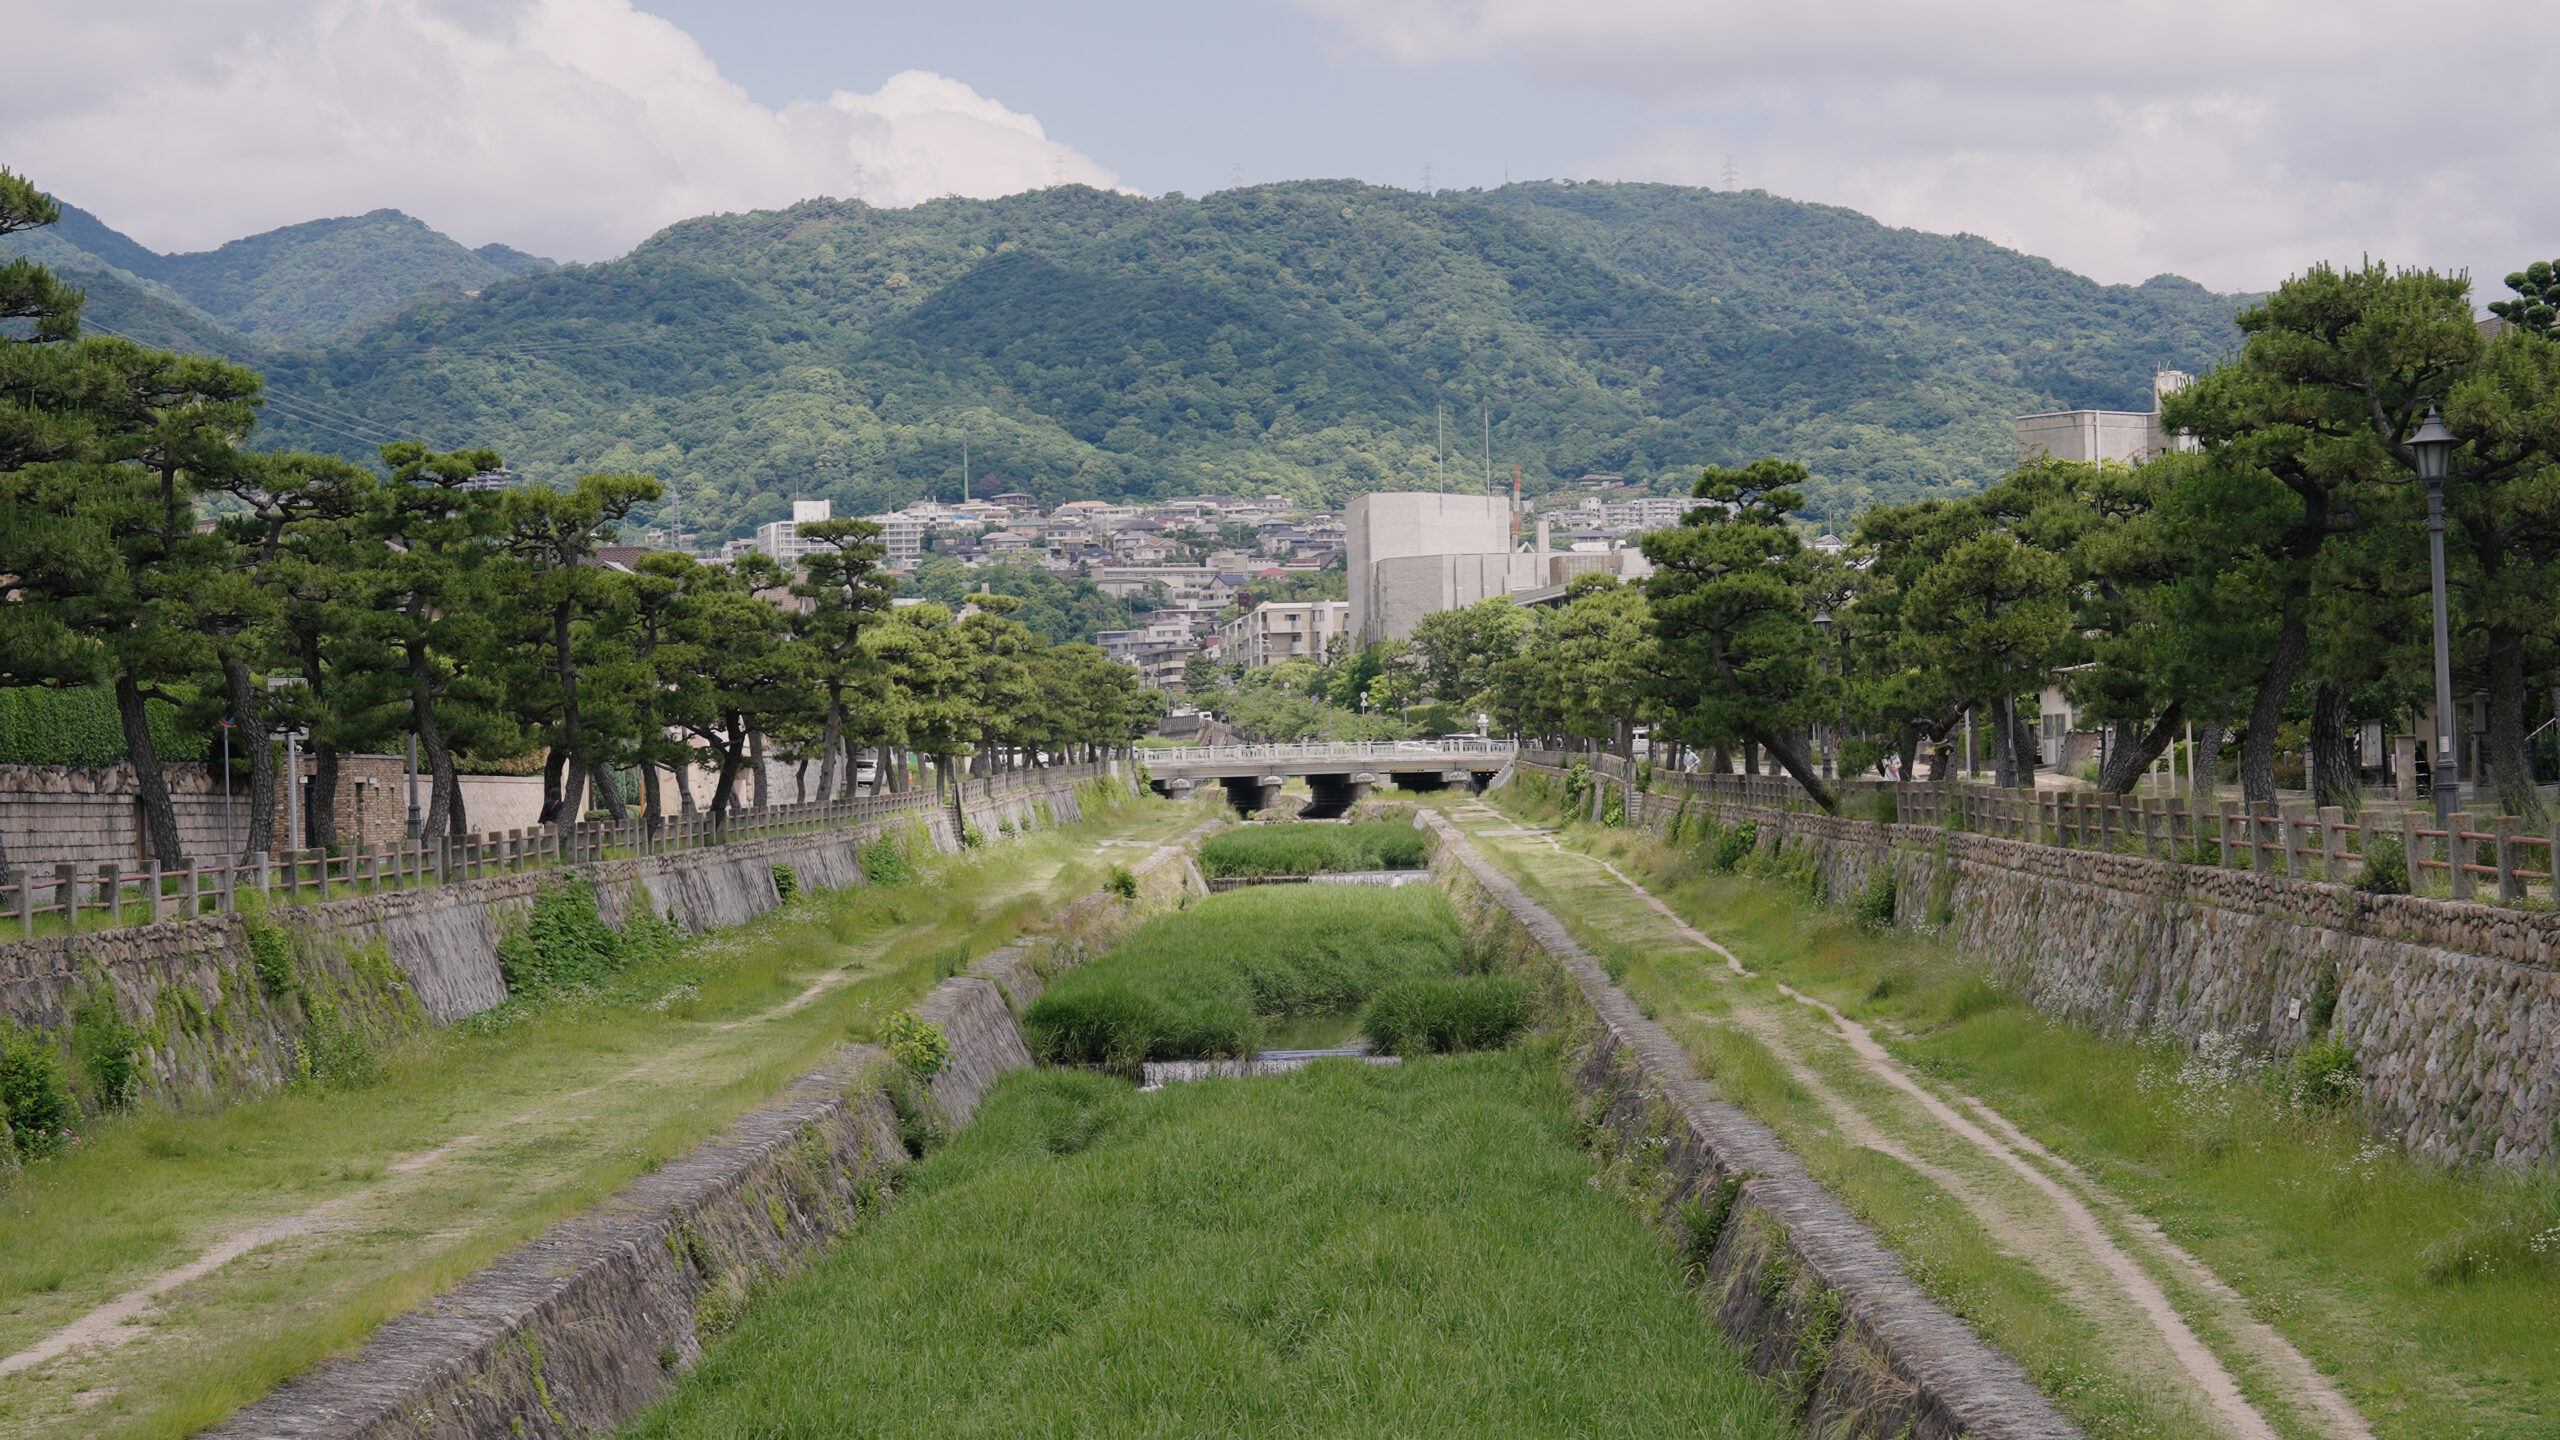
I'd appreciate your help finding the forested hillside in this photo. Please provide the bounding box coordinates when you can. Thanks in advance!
[15,181,2253,537]
[4,203,553,342]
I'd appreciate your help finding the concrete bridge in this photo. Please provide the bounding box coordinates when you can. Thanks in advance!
[1142,739,1517,816]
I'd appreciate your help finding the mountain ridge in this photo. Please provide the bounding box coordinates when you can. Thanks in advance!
[11,181,2256,538]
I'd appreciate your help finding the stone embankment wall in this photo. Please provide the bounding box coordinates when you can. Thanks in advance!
[204,831,1204,1440]
[1526,762,2560,1168]
[1425,811,2080,1440]
[0,775,1113,1110]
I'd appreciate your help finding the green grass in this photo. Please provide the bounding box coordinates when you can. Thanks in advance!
[626,1054,1800,1440]
[1196,820,1428,877]
[1359,974,1531,1056]
[1021,885,1465,1066]
[0,794,1196,1440]
[1480,783,2560,1440]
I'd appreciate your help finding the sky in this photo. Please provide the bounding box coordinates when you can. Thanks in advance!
[6,0,2555,297]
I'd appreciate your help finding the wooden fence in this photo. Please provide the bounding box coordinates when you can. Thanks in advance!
[1523,750,2560,905]
[0,764,1112,939]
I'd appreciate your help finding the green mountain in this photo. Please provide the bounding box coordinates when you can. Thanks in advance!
[4,202,556,343]
[22,182,2254,536]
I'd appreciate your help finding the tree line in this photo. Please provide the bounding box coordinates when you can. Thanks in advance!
[1400,262,2560,823]
[0,173,1160,876]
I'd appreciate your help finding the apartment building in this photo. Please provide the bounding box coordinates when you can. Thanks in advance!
[1218,600,1352,670]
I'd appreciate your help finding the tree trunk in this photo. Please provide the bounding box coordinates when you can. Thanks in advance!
[750,727,769,809]
[2310,681,2363,815]
[1742,739,1760,777]
[116,675,187,865]
[2192,722,2227,810]
[2098,702,2185,796]
[2484,625,2547,822]
[641,760,662,832]
[1748,724,1839,813]
[309,739,340,850]
[597,763,630,822]
[674,758,698,814]
[816,689,843,802]
[542,746,568,822]
[1711,746,1731,774]
[1897,723,1921,782]
[1993,696,2021,789]
[2239,589,2311,806]
[221,650,277,858]
[561,753,588,826]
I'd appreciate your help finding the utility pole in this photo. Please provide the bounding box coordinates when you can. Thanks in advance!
[1436,406,1445,493]
[1483,405,1491,491]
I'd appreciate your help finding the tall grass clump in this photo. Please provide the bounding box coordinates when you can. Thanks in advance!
[1197,820,1429,877]
[623,1057,1798,1440]
[1022,885,1464,1066]
[1359,974,1531,1056]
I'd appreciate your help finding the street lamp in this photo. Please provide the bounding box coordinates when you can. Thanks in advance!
[2408,406,2459,824]
[1812,609,1835,779]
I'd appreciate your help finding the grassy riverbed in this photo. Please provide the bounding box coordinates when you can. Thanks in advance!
[626,1054,1799,1440]
[1195,820,1427,877]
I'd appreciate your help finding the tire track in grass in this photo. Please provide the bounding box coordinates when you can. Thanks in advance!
[1457,808,2370,1440]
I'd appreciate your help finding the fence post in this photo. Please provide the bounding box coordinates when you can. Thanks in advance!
[2217,802,2237,868]
[15,870,29,937]
[2279,804,2305,877]
[147,861,164,924]
[2496,816,2522,903]
[2316,806,2344,883]
[99,862,121,926]
[2356,814,2378,888]
[2449,813,2475,901]
[438,833,452,884]
[2401,810,2426,896]
[55,864,77,930]
[184,861,201,919]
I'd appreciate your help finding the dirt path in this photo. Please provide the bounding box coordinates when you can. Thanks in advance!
[1448,799,2372,1440]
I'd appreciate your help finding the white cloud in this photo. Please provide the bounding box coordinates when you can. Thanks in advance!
[0,0,1122,261]
[1291,0,2560,294]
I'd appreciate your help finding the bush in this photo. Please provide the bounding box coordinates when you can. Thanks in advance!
[243,913,298,998]
[1196,821,1428,878]
[1708,821,1760,872]
[495,873,625,998]
[881,1013,952,1078]
[2355,834,2408,894]
[2286,1036,2360,1110]
[295,1000,382,1090]
[1358,974,1531,1056]
[771,862,799,901]
[858,833,916,886]
[1024,885,1465,1067]
[0,1019,75,1157]
[1852,868,1897,928]
[70,986,142,1111]
[1105,865,1139,900]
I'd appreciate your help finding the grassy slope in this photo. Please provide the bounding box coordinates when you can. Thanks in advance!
[0,797,1197,1440]
[626,1055,1799,1440]
[1470,785,2560,1440]
[1195,819,1427,876]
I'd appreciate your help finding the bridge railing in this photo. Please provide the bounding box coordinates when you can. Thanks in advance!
[1148,739,1518,768]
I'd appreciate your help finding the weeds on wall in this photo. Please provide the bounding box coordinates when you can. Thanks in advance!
[0,1018,75,1159]
[879,1013,951,1078]
[68,979,142,1111]
[2355,834,2409,894]
[243,911,298,998]
[1851,867,1897,928]
[493,873,682,1002]
[1105,866,1139,900]
[858,832,917,886]
[771,863,799,901]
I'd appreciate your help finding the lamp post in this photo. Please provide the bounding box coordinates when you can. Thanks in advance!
[1812,609,1835,779]
[2408,406,2459,825]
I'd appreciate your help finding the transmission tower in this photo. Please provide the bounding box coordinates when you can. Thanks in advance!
[1231,163,1244,189]
[851,161,867,204]
[1421,160,1435,193]
[1722,156,1739,192]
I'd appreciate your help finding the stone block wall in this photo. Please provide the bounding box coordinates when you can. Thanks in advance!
[0,756,410,870]
[1526,763,2560,1168]
[0,773,1119,1112]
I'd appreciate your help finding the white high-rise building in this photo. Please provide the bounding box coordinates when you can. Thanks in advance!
[753,500,835,566]
[1346,493,1540,643]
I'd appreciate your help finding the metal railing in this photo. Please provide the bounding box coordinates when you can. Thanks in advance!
[0,763,1114,939]
[1148,739,1518,768]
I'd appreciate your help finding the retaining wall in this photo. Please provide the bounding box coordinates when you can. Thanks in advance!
[1426,810,2080,1440]
[1519,763,2560,1168]
[204,824,1205,1440]
[0,776,1112,1111]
